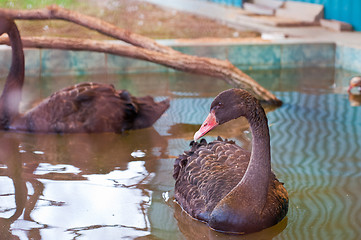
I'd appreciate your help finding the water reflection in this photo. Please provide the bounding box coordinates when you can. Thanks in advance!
[348,93,361,106]
[0,134,28,239]
[0,133,50,239]
[0,128,169,239]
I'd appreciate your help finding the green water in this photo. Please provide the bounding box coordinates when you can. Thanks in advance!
[0,68,360,239]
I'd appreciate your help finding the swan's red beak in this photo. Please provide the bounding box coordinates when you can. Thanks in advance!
[194,110,218,141]
[348,84,354,92]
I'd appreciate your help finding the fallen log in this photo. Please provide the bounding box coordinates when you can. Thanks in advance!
[0,35,281,105]
[0,5,282,105]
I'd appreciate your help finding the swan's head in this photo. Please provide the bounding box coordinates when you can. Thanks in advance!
[194,88,258,141]
[0,16,12,36]
[348,76,361,92]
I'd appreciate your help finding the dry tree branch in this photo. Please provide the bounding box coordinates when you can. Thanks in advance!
[0,5,282,105]
[0,5,177,54]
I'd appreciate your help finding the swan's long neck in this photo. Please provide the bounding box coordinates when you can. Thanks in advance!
[214,103,271,216]
[240,104,271,211]
[0,20,24,129]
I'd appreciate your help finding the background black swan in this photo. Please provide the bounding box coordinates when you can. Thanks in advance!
[174,88,288,234]
[0,16,169,133]
[348,76,361,92]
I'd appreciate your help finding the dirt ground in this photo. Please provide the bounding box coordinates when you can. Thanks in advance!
[6,0,260,40]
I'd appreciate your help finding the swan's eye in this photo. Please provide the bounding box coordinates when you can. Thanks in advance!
[211,102,223,111]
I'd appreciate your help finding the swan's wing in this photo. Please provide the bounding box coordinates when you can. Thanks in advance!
[23,83,131,132]
[20,82,168,133]
[174,138,250,221]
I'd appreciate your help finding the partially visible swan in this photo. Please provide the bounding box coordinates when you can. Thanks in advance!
[174,88,288,234]
[0,16,169,133]
[348,76,361,92]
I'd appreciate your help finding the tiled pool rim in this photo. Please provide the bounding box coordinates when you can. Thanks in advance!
[1,39,361,77]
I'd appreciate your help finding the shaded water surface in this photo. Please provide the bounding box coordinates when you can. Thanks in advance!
[0,68,360,239]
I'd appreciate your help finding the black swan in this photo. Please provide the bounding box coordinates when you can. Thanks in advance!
[0,16,169,133]
[174,88,288,234]
[348,76,361,92]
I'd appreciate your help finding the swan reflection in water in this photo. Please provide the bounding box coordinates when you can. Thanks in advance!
[0,128,168,238]
[0,133,43,239]
[348,93,361,107]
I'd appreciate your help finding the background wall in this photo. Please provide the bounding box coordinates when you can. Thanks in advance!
[206,0,361,31]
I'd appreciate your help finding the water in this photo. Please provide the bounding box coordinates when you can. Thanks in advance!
[0,68,360,239]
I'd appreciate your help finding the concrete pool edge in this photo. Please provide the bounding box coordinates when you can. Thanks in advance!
[0,39,361,77]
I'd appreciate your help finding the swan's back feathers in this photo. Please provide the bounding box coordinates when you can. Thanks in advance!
[14,83,169,133]
[174,137,251,221]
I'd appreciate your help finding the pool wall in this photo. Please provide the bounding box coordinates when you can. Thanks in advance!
[1,41,361,77]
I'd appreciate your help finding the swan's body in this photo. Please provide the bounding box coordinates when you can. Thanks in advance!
[0,16,169,133]
[174,88,288,234]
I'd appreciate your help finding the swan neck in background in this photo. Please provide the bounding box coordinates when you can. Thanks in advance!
[6,21,25,91]
[0,20,24,127]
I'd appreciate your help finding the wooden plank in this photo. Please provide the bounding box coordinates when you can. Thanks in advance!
[253,0,284,9]
[320,19,353,32]
[275,1,324,22]
[243,2,274,15]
